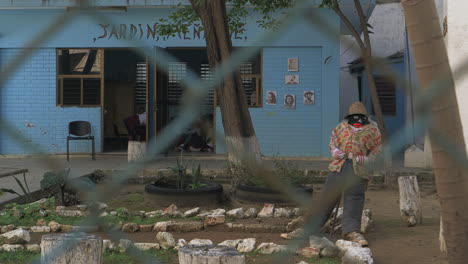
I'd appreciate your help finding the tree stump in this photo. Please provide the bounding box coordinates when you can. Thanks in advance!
[398,176,422,226]
[440,216,447,254]
[128,141,146,162]
[41,233,102,264]
[178,245,245,264]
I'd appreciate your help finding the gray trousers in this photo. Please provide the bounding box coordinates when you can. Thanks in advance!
[311,160,367,235]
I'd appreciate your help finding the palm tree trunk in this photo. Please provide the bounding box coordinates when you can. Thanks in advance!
[402,0,468,262]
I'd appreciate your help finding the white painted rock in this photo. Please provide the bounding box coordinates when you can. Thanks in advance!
[77,205,88,211]
[157,232,175,249]
[90,201,108,211]
[293,208,304,216]
[297,261,309,264]
[196,211,211,218]
[274,208,292,218]
[204,215,225,226]
[1,229,30,244]
[122,223,139,233]
[256,243,288,254]
[237,238,256,253]
[2,244,24,252]
[55,206,66,212]
[219,239,242,248]
[1,225,16,234]
[26,244,41,253]
[102,239,113,252]
[118,239,133,253]
[184,207,200,218]
[177,239,188,248]
[361,209,373,233]
[145,210,163,218]
[335,239,362,252]
[244,208,258,218]
[48,221,61,232]
[226,208,245,219]
[162,204,178,216]
[36,219,47,226]
[56,210,88,217]
[258,204,275,218]
[342,247,374,264]
[189,239,213,246]
[30,226,51,233]
[134,243,160,251]
[211,209,226,215]
[153,221,173,232]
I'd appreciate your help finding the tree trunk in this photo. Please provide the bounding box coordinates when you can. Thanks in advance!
[178,245,246,264]
[398,176,422,226]
[189,0,261,163]
[41,233,102,264]
[402,0,468,262]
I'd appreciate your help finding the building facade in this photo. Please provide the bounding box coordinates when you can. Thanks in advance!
[0,0,373,157]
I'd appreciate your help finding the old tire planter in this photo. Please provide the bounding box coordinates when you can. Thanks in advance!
[235,184,313,205]
[145,180,223,207]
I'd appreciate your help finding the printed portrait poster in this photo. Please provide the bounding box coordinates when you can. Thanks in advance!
[284,94,296,109]
[303,91,315,105]
[266,91,277,105]
[285,74,299,85]
[288,57,299,71]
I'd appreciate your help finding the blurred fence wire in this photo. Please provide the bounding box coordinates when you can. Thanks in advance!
[0,0,465,263]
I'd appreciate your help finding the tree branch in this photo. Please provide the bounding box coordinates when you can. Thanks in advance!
[354,0,372,56]
[331,0,366,52]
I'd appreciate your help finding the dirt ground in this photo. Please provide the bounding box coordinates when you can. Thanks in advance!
[31,184,447,264]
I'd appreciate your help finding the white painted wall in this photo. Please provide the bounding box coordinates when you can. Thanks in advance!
[445,0,468,154]
[339,3,405,118]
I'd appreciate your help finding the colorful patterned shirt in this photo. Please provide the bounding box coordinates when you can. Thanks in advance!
[328,120,382,178]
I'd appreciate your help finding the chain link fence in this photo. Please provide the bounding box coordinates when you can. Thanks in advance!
[0,0,462,263]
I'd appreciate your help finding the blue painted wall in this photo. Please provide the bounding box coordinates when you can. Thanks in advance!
[216,11,340,157]
[0,7,340,157]
[0,49,101,155]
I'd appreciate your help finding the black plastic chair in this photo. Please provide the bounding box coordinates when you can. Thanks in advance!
[67,121,95,161]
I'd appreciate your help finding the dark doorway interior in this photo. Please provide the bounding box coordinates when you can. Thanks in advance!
[103,49,147,152]
[156,48,215,155]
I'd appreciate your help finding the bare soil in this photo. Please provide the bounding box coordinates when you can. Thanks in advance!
[31,184,447,264]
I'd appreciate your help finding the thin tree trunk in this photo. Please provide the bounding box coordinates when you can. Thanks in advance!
[402,0,468,262]
[189,0,261,163]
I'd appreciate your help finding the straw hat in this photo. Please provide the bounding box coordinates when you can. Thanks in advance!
[346,102,368,117]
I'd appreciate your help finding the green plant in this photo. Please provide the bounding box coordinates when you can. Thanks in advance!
[0,173,33,202]
[227,160,267,188]
[273,158,307,186]
[187,164,206,189]
[40,168,95,206]
[40,168,70,205]
[168,153,188,189]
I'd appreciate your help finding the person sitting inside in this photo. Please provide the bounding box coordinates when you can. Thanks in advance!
[176,114,214,152]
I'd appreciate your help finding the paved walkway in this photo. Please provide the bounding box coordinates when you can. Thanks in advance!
[0,153,427,203]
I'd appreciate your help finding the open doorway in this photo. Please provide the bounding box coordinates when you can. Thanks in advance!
[103,49,147,153]
[155,48,215,155]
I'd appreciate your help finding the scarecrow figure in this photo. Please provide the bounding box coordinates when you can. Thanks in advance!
[313,101,381,246]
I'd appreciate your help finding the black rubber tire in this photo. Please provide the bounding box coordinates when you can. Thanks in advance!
[144,181,223,207]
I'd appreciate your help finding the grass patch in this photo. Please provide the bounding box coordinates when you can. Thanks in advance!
[103,249,177,264]
[308,256,341,264]
[0,250,40,264]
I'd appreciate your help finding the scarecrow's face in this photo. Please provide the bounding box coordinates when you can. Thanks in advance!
[347,114,369,128]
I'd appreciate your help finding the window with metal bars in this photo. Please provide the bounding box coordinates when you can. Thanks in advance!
[56,49,103,106]
[371,76,397,116]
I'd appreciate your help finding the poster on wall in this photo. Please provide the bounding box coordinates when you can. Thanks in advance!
[285,74,299,85]
[284,94,296,109]
[266,91,277,105]
[303,91,315,105]
[288,58,299,71]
